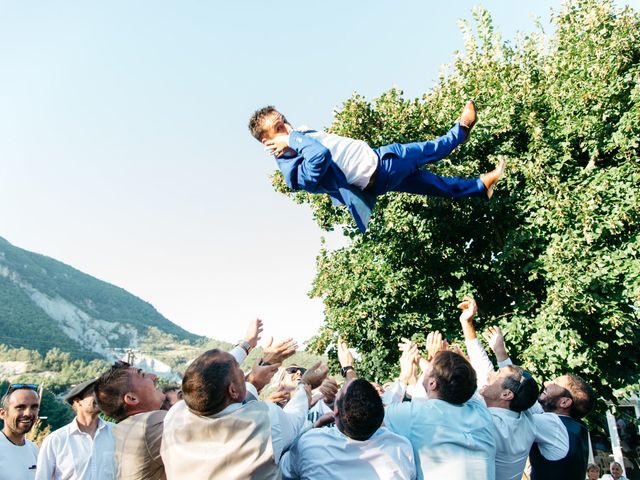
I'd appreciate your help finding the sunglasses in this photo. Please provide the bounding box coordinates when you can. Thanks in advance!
[5,383,38,395]
[285,367,306,375]
[510,371,534,397]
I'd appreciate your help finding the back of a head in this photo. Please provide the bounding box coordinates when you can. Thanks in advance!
[94,361,132,421]
[564,374,595,419]
[502,367,539,413]
[182,349,233,416]
[431,350,477,405]
[337,379,384,441]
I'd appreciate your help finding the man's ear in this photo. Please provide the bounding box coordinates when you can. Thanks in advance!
[559,396,573,410]
[0,408,6,420]
[123,392,139,407]
[425,377,438,393]
[228,382,241,403]
[501,389,515,401]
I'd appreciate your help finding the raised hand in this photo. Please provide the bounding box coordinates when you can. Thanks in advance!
[301,361,329,390]
[244,318,264,349]
[482,325,509,362]
[425,331,448,361]
[267,386,292,406]
[264,134,292,158]
[262,337,298,365]
[337,336,354,368]
[247,360,280,393]
[457,297,478,325]
[318,378,339,405]
[399,342,419,385]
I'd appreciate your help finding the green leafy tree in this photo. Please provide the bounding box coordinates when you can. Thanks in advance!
[273,0,640,405]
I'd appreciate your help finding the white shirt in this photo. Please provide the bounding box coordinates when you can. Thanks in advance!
[35,417,115,480]
[305,130,378,189]
[464,339,570,480]
[0,432,38,480]
[280,426,416,480]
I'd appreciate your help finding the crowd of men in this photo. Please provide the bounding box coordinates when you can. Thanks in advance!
[0,304,627,480]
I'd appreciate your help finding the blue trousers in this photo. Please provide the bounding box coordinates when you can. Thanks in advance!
[369,123,486,198]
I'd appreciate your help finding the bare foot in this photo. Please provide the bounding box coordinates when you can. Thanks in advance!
[480,159,506,199]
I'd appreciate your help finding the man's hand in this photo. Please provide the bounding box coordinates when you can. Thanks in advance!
[318,378,339,405]
[398,339,420,385]
[246,360,280,393]
[482,326,509,362]
[425,331,448,361]
[262,337,298,365]
[458,298,478,325]
[267,386,292,406]
[458,297,479,341]
[264,134,292,158]
[448,343,468,360]
[244,318,263,350]
[300,361,329,389]
[337,336,354,368]
[314,411,335,428]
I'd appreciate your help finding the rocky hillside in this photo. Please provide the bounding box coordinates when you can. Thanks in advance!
[0,236,200,360]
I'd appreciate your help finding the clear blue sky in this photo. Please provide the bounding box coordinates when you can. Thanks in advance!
[1,1,637,346]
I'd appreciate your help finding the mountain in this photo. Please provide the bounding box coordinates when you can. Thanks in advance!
[0,236,201,360]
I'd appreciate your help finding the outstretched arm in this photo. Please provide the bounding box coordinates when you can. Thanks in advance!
[282,131,332,192]
[458,298,495,389]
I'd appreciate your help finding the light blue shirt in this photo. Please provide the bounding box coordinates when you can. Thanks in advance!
[385,396,496,480]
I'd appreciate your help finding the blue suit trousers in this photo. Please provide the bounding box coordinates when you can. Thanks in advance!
[369,123,486,198]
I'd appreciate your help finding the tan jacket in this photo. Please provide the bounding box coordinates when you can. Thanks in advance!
[113,410,167,480]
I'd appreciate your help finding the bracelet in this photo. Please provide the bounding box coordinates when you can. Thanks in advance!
[237,340,252,354]
[341,366,355,378]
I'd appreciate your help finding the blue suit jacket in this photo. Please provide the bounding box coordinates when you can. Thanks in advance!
[275,130,377,233]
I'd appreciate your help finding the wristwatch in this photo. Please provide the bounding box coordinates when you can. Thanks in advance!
[236,340,252,354]
[341,366,355,378]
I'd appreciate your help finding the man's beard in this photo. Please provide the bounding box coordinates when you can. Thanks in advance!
[538,394,563,412]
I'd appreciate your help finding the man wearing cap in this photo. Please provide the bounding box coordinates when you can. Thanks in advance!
[0,383,40,479]
[35,378,115,480]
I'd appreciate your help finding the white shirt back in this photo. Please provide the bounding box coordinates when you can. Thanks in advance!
[280,426,416,480]
[0,433,38,480]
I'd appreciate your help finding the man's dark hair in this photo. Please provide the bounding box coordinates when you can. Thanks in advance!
[182,349,234,416]
[501,366,539,413]
[564,374,595,419]
[431,350,477,405]
[336,379,384,441]
[94,361,132,421]
[248,106,289,141]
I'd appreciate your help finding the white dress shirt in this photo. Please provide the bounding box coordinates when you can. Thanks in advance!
[35,417,115,480]
[280,426,416,480]
[465,338,570,480]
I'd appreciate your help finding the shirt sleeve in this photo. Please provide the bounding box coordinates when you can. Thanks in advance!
[229,345,247,365]
[465,338,495,389]
[34,434,55,480]
[287,131,332,192]
[384,402,414,438]
[268,384,309,463]
[381,380,407,406]
[532,412,570,460]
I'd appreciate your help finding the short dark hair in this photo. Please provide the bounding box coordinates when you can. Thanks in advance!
[564,374,595,419]
[336,379,384,441]
[248,106,289,141]
[94,361,132,421]
[500,367,539,412]
[430,350,477,405]
[182,349,234,416]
